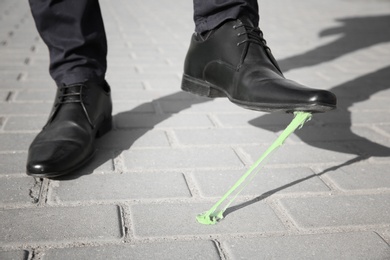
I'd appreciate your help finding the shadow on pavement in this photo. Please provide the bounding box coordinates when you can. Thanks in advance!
[278,14,390,72]
[225,15,390,218]
[55,92,211,180]
[249,66,390,158]
[225,66,390,218]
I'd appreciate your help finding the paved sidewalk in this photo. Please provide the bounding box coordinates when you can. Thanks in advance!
[1,0,390,259]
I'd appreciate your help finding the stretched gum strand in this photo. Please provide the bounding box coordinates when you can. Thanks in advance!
[197,111,312,225]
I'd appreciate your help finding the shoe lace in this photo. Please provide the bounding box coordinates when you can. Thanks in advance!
[55,83,94,127]
[233,23,282,73]
[58,84,84,104]
[233,24,269,50]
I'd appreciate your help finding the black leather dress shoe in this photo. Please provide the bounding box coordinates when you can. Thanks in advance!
[26,80,112,178]
[182,17,337,113]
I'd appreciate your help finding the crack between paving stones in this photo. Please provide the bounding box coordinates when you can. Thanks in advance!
[373,231,390,248]
[118,203,134,243]
[29,178,42,204]
[213,239,229,260]
[181,171,201,198]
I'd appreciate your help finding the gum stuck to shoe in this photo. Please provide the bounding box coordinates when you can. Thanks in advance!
[196,111,312,225]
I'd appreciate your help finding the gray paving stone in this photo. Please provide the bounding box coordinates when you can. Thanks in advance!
[0,250,29,260]
[192,167,330,198]
[4,116,46,131]
[74,149,115,174]
[114,113,214,129]
[223,232,390,260]
[0,205,123,245]
[95,129,170,149]
[48,172,191,203]
[279,194,390,229]
[0,133,35,151]
[215,112,292,127]
[313,111,390,126]
[0,152,27,175]
[351,139,390,163]
[242,143,359,166]
[0,176,39,205]
[0,71,23,82]
[288,125,390,143]
[159,99,248,113]
[382,229,390,244]
[144,78,181,89]
[0,103,51,116]
[14,89,55,101]
[0,91,11,101]
[123,147,244,170]
[131,202,286,237]
[43,241,220,260]
[376,124,390,137]
[324,162,390,190]
[174,128,278,146]
[112,101,156,114]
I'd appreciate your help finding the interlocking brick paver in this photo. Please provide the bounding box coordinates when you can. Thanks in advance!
[96,129,170,149]
[223,232,390,260]
[279,194,390,229]
[0,103,51,116]
[14,89,56,101]
[48,172,191,203]
[0,152,27,175]
[42,241,220,260]
[131,202,286,237]
[0,176,40,205]
[123,147,244,170]
[191,168,330,198]
[174,128,278,146]
[0,250,29,260]
[0,205,123,245]
[158,99,247,113]
[242,143,359,166]
[114,113,214,129]
[4,116,47,131]
[323,162,390,190]
[0,133,36,151]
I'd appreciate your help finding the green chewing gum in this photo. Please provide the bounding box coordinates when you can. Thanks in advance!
[196,111,312,225]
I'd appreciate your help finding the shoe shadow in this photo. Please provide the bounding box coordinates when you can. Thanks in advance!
[224,67,390,218]
[55,91,211,180]
[252,14,390,178]
[249,66,390,158]
[224,15,390,218]
[278,14,390,72]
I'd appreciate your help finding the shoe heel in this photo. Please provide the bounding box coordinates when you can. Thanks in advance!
[96,116,112,138]
[181,74,225,98]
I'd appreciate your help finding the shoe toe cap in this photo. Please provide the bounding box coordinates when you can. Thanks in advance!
[26,141,92,177]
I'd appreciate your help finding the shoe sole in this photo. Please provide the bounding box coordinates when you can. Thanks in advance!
[26,117,113,178]
[181,74,336,113]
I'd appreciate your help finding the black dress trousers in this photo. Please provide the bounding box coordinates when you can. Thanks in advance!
[193,0,259,33]
[29,0,259,85]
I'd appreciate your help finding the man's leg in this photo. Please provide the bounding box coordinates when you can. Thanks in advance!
[183,0,337,112]
[27,0,112,178]
[29,0,107,85]
[193,0,259,34]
